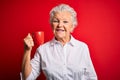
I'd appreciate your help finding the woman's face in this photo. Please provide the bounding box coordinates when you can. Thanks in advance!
[51,11,74,40]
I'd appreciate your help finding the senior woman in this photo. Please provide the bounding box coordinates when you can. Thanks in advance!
[22,4,97,80]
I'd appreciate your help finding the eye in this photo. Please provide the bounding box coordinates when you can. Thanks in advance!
[52,20,59,23]
[63,21,68,23]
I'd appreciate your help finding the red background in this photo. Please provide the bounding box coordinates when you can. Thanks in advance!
[0,0,120,80]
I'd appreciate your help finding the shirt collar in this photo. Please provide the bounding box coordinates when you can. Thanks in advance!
[50,35,76,46]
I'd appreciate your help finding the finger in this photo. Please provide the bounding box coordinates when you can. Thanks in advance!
[24,38,33,44]
[24,33,33,41]
[26,33,33,40]
[30,41,34,46]
[28,33,32,38]
[24,39,34,47]
[24,33,34,45]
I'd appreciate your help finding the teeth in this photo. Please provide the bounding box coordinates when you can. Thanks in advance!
[56,29,64,31]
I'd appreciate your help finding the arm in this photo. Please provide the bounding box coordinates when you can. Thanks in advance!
[22,33,34,80]
[83,44,98,80]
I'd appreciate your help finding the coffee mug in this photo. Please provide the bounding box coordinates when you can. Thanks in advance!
[32,31,44,46]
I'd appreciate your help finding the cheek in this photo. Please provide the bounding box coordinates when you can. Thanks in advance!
[69,24,74,32]
[52,23,58,29]
[65,25,73,32]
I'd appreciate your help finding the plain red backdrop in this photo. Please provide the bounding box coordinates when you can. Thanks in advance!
[0,0,120,80]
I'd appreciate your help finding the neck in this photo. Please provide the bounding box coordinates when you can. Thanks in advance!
[55,36,71,46]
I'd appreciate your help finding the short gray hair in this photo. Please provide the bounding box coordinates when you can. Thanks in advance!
[49,4,78,29]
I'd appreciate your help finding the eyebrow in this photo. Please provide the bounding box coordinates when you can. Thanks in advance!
[52,17,70,21]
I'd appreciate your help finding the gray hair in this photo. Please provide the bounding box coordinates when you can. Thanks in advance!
[49,4,78,29]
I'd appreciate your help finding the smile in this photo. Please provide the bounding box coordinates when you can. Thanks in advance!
[56,29,65,32]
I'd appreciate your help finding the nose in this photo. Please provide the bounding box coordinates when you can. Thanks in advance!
[58,21,63,27]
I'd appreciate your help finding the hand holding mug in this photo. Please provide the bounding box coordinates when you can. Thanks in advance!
[24,31,44,51]
[24,33,34,51]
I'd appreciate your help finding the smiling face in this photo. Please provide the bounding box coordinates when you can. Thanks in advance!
[51,11,74,40]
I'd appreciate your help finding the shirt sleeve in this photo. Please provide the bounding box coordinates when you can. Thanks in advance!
[26,48,41,80]
[83,44,98,80]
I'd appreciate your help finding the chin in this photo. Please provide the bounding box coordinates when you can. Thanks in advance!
[56,35,65,39]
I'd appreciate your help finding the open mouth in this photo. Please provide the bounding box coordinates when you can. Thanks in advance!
[56,28,65,32]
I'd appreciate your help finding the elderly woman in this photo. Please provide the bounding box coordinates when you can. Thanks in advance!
[22,4,97,80]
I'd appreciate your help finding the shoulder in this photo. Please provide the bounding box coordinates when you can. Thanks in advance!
[73,39,90,54]
[37,40,52,50]
[72,37,88,48]
[76,40,88,46]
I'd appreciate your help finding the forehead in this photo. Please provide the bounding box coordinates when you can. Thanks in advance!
[53,11,72,20]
